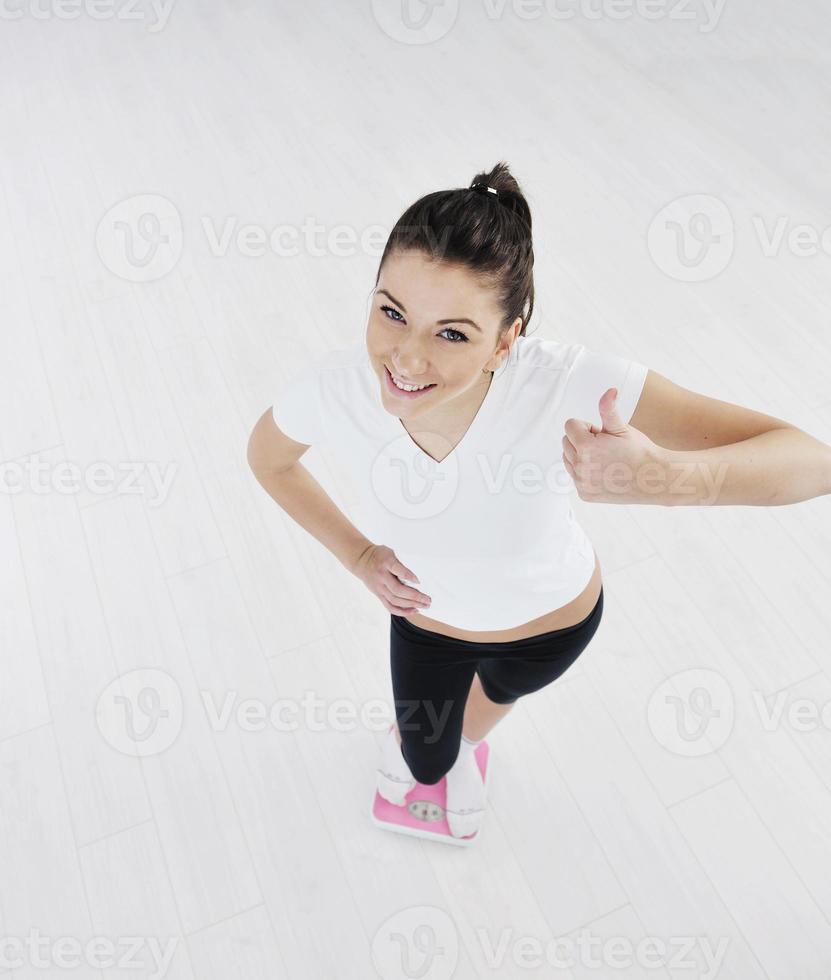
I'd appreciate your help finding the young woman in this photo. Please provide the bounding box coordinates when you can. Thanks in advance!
[248,162,831,839]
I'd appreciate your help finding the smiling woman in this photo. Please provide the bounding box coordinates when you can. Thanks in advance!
[251,161,652,837]
[365,250,516,459]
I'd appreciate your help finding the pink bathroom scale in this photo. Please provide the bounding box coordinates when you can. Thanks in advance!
[370,730,492,846]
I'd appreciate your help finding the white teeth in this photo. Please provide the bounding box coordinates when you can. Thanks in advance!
[391,372,432,392]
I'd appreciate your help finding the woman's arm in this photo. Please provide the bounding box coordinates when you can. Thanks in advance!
[563,371,831,507]
[251,463,375,571]
[628,369,831,506]
[656,426,831,506]
[247,408,374,573]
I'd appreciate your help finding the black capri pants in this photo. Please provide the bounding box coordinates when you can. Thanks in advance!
[389,586,604,785]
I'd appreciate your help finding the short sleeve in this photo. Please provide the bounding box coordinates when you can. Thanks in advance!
[562,345,648,426]
[272,358,325,447]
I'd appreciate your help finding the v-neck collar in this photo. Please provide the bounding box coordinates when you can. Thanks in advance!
[379,345,515,468]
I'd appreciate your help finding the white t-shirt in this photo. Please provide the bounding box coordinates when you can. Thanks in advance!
[273,334,648,631]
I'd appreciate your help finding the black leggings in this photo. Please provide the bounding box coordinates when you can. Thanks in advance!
[389,587,604,785]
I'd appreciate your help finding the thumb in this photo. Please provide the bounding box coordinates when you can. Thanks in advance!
[598,387,627,434]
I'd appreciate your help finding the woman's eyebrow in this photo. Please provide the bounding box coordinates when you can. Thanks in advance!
[377,289,482,332]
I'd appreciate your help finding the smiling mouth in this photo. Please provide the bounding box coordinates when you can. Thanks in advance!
[384,364,437,395]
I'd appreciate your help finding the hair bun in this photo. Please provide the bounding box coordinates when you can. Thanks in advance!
[377,160,536,337]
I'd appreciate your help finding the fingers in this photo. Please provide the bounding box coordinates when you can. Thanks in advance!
[383,598,418,614]
[389,560,432,606]
[563,417,592,442]
[562,418,588,459]
[390,559,419,585]
[385,577,432,608]
[381,595,417,615]
[368,554,431,614]
[379,583,419,614]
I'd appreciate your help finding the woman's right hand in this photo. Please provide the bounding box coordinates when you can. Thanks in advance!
[352,543,433,615]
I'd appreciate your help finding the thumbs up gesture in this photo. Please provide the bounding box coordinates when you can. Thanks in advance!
[562,388,663,503]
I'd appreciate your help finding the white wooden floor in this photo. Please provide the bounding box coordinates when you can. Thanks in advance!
[2,2,831,978]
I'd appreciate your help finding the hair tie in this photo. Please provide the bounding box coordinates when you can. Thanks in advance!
[470,182,499,199]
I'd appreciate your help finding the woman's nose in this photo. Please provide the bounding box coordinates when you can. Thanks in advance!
[392,340,431,375]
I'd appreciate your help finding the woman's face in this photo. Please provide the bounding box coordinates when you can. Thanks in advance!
[366,250,520,422]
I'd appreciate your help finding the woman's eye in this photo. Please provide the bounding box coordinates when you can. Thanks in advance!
[380,306,469,344]
[380,304,404,322]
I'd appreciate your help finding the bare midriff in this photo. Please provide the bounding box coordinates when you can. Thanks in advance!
[402,549,603,642]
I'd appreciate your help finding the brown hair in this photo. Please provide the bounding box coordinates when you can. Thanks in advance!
[374,161,535,338]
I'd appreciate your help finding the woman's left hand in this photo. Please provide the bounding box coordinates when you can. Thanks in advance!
[562,388,666,504]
